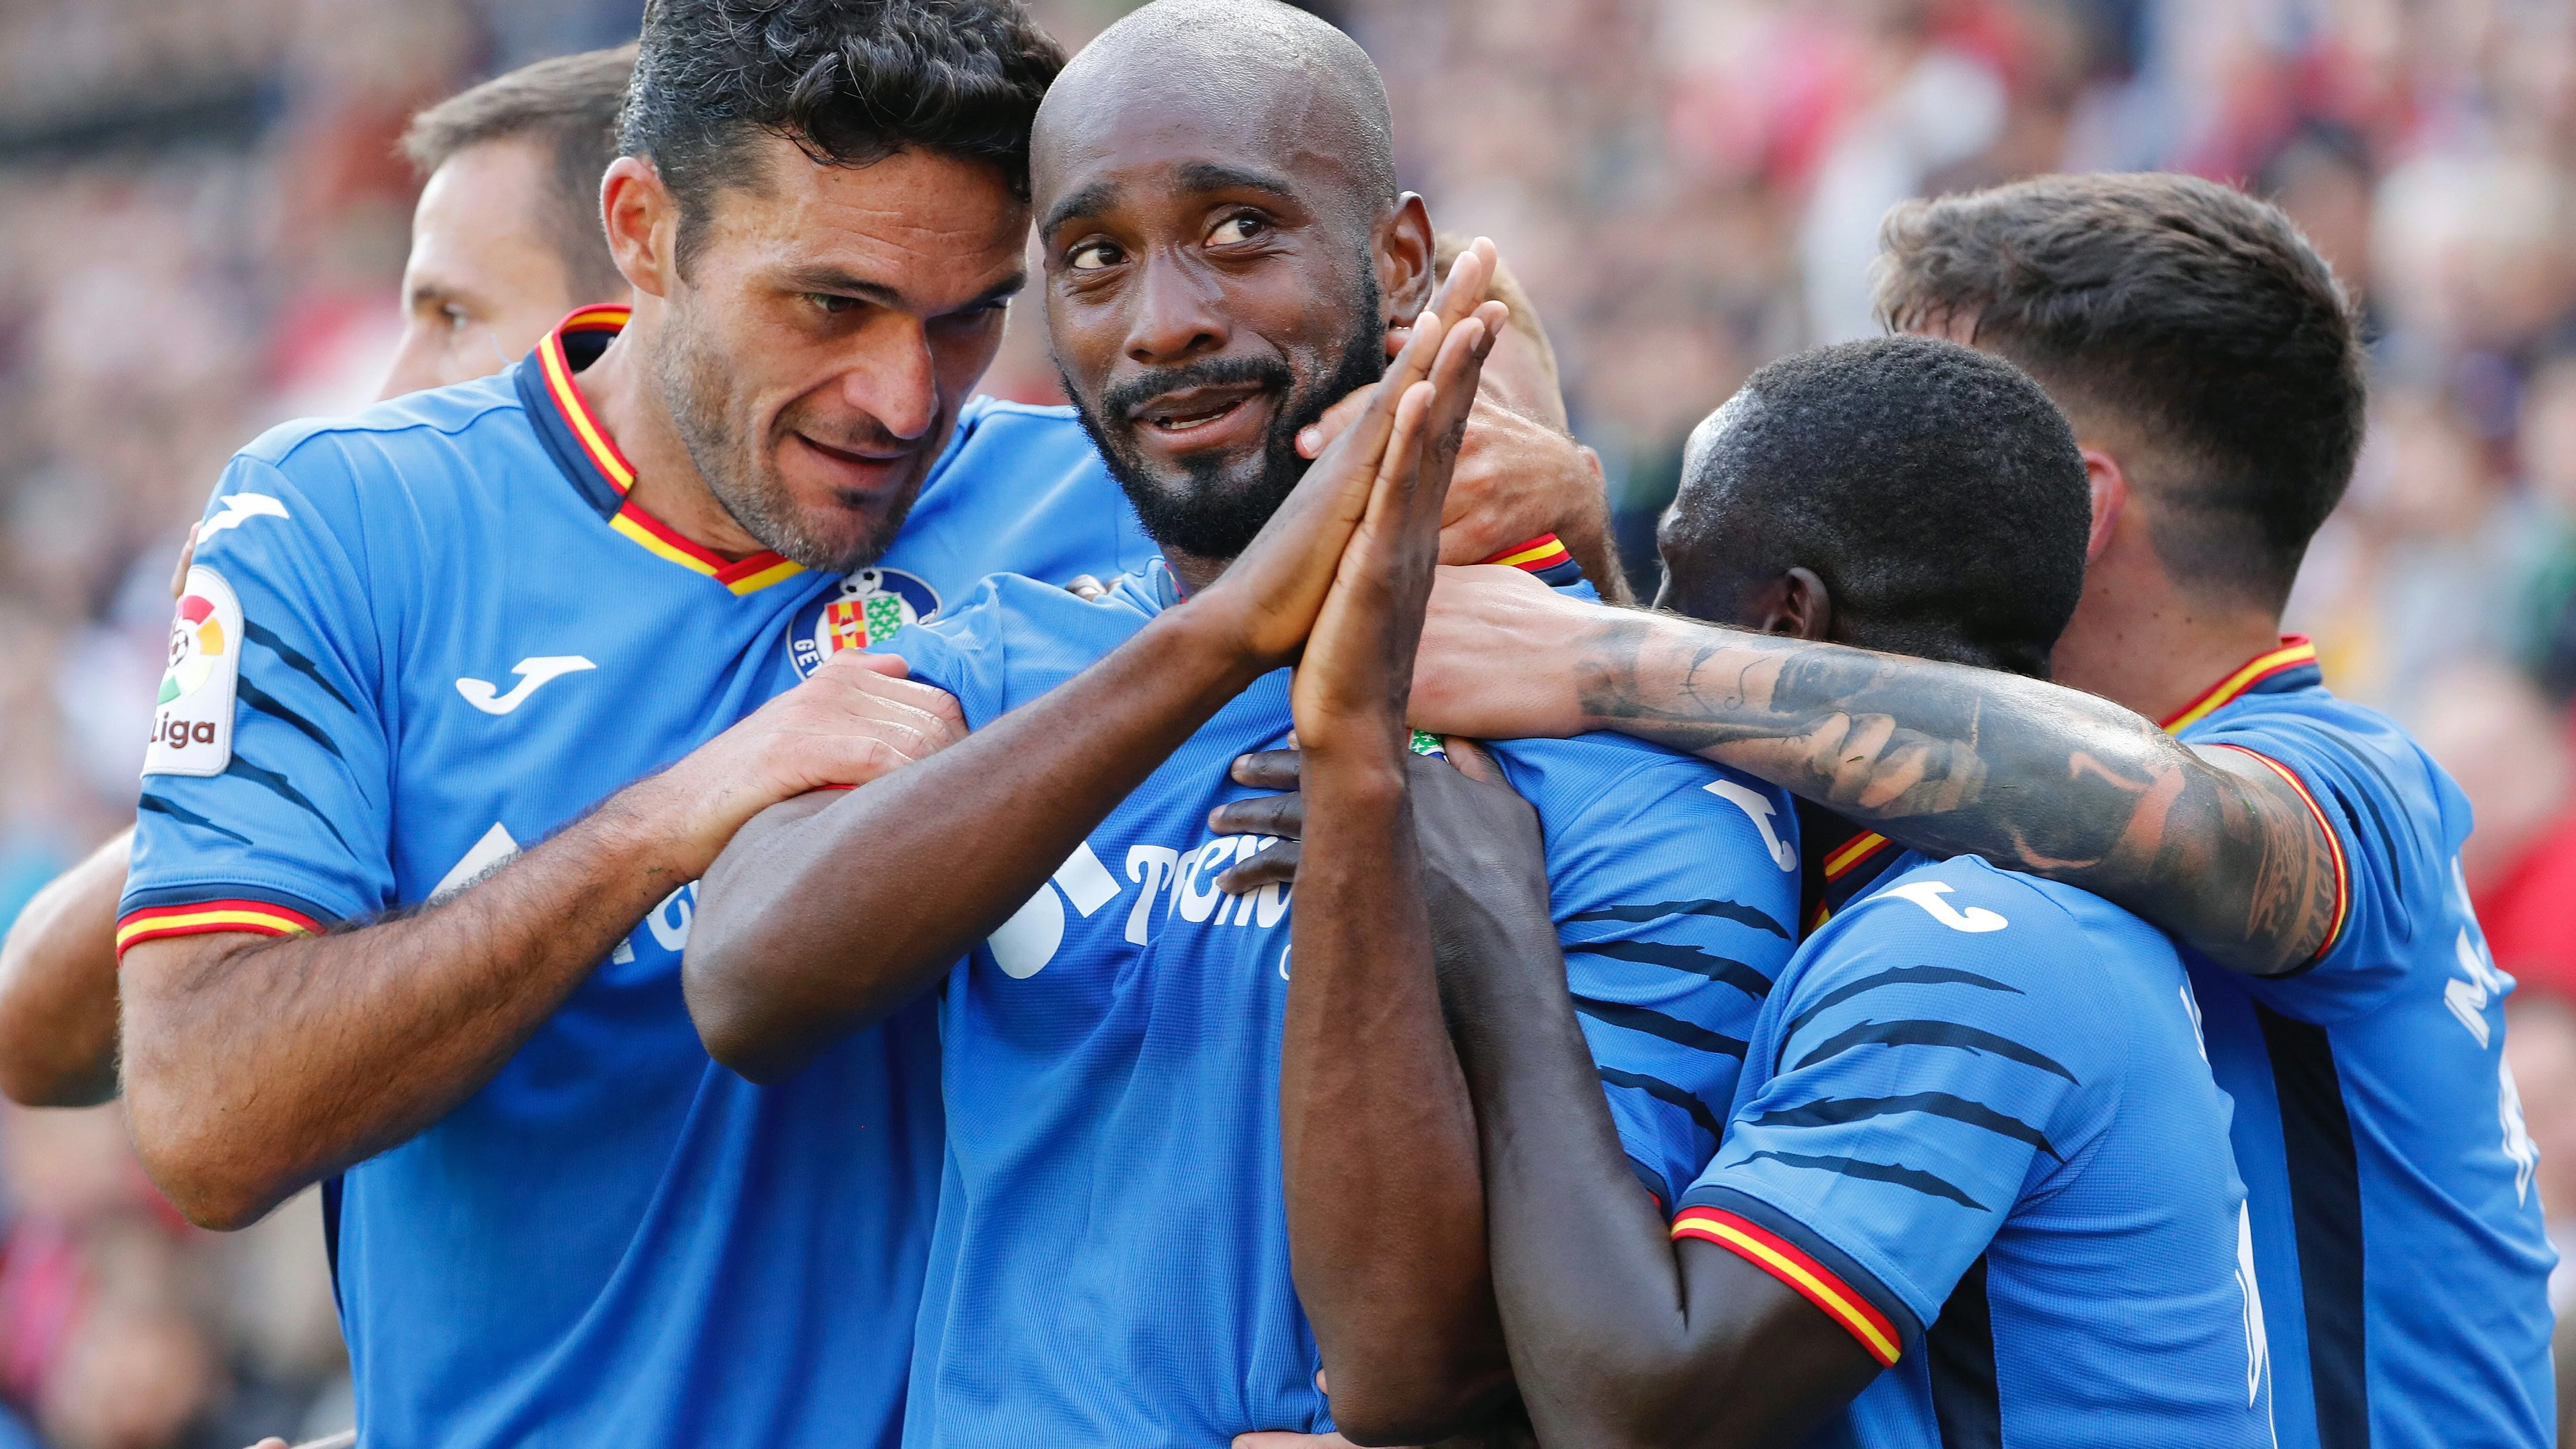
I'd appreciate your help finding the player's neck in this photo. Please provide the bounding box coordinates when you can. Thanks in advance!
[2048,554,2286,727]
[575,308,774,561]
[1161,547,1233,597]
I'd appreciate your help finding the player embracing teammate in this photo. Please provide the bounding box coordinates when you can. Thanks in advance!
[74,1,2554,1447]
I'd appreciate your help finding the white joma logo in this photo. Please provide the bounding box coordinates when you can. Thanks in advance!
[457,656,596,715]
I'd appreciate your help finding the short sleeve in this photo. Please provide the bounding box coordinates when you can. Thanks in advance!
[878,578,1016,729]
[1500,738,1803,1209]
[119,451,394,953]
[2189,707,2457,1023]
[1673,864,2118,1365]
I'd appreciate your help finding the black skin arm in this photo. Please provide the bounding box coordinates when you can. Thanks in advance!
[682,264,1506,1082]
[1411,573,2340,977]
[1415,754,1880,1449]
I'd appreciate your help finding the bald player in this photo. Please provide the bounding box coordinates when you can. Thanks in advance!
[0,46,638,1108]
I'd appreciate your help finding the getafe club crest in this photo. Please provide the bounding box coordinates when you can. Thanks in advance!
[788,568,941,678]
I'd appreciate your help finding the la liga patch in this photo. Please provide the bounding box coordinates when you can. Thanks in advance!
[144,565,242,777]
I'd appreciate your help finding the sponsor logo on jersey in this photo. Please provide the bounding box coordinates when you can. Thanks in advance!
[984,833,1294,979]
[788,568,940,678]
[455,656,597,715]
[144,566,243,778]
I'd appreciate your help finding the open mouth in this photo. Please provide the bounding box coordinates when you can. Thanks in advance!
[1132,383,1269,443]
[797,433,913,469]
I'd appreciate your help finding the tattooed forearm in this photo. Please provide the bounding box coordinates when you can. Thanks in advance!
[1574,613,2339,976]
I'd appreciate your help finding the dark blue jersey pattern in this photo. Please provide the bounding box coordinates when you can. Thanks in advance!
[881,561,1802,1447]
[2168,639,2556,1449]
[117,309,1157,1449]
[1676,851,2275,1448]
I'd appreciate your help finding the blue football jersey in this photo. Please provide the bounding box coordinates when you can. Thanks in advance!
[118,307,1154,1449]
[2168,639,2556,1449]
[880,562,1802,1447]
[1676,851,2274,1448]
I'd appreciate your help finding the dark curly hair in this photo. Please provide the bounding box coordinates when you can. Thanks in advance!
[1665,335,2091,679]
[1874,172,2364,613]
[621,0,1065,270]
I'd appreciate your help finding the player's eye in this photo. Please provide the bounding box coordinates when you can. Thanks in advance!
[1067,241,1122,272]
[1210,215,1266,246]
[806,293,862,315]
[440,303,472,332]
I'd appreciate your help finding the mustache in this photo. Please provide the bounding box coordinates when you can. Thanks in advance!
[1100,355,1296,424]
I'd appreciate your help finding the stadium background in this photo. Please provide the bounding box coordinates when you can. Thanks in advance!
[4,0,2576,1443]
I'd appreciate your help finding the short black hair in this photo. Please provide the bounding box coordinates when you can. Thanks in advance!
[1875,172,2364,613]
[1665,335,2091,678]
[400,44,637,303]
[621,0,1065,270]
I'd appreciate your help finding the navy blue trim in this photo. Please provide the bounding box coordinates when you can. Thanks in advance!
[137,793,250,847]
[1678,1182,1926,1347]
[1576,939,1773,999]
[1781,965,2022,1044]
[117,880,342,927]
[1574,997,1748,1056]
[1528,558,1585,589]
[1564,898,1791,939]
[2256,1002,2370,1449]
[239,620,353,713]
[1743,1148,1985,1210]
[1792,1019,2078,1084]
[1746,1090,2058,1161]
[2243,662,2324,699]
[319,1173,345,1313]
[1928,1253,2001,1449]
[237,677,344,759]
[512,352,624,520]
[1598,1066,1724,1141]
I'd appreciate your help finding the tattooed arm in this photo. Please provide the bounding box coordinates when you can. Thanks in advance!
[1410,568,2339,977]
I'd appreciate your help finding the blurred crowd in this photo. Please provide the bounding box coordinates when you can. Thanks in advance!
[6,0,2576,1443]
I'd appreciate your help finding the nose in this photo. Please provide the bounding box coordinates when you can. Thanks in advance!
[841,313,938,442]
[1124,251,1228,366]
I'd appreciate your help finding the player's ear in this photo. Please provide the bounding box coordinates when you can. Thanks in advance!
[1767,568,1833,643]
[2080,447,2129,565]
[1376,194,1436,347]
[602,156,679,301]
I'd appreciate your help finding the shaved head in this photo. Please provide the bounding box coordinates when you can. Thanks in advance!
[1031,0,1430,569]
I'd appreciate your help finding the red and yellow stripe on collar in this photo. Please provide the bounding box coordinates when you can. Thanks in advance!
[538,306,640,494]
[538,306,807,597]
[1672,1208,1901,1367]
[1486,534,1574,572]
[1808,830,1897,931]
[116,899,322,958]
[2162,637,2318,734]
[2205,744,2352,963]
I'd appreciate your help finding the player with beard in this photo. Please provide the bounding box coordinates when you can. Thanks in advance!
[682,5,1800,1443]
[0,45,643,1110]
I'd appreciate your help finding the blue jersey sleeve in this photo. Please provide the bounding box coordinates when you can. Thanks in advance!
[120,445,394,951]
[1495,737,1802,1209]
[1673,859,2122,1365]
[2188,702,2466,1023]
[881,572,1156,731]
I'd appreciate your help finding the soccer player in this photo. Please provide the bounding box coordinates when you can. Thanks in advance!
[112,6,1104,1446]
[0,45,643,1110]
[1413,173,2557,1448]
[1283,335,2275,1446]
[680,5,1801,1442]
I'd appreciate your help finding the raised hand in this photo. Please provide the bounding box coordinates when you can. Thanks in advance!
[1197,240,1505,672]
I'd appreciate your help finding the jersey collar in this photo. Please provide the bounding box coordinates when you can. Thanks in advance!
[1796,800,1905,935]
[2160,636,2323,733]
[516,306,807,597]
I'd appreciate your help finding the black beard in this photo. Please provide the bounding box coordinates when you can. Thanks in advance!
[1067,311,1388,562]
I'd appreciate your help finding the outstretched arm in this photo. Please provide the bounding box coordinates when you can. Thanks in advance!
[1411,570,2339,977]
[0,830,131,1106]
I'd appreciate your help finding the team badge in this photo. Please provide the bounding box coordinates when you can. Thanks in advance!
[788,568,940,678]
[144,566,243,778]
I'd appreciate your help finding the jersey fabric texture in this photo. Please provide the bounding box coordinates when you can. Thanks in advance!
[1676,850,2275,1448]
[2170,639,2557,1449]
[881,561,1802,1448]
[117,308,1155,1449]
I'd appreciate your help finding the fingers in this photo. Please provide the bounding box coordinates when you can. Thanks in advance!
[1228,749,1302,790]
[1209,791,1303,840]
[169,523,200,600]
[814,646,911,680]
[1215,840,1298,895]
[1422,237,1499,336]
[1064,574,1110,602]
[1296,383,1377,460]
[1441,736,1506,786]
[805,655,967,735]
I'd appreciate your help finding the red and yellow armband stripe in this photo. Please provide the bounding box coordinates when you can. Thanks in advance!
[116,899,322,957]
[1485,534,1574,572]
[2204,744,2353,963]
[1672,1207,1902,1367]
